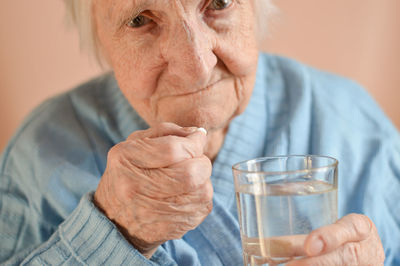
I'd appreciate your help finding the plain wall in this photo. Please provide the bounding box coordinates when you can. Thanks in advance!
[1,0,399,151]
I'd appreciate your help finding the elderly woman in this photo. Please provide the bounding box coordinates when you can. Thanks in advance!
[1,0,399,265]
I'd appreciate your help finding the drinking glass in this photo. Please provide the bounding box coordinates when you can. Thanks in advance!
[232,155,338,266]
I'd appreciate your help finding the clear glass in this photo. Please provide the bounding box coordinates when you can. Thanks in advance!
[232,155,338,266]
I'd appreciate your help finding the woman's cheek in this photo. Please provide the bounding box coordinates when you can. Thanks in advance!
[112,44,162,100]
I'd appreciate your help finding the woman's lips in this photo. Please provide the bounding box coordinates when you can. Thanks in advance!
[178,79,221,97]
[159,78,225,100]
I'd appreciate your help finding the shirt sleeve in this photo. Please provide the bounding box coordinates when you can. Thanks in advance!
[370,140,400,266]
[0,189,176,266]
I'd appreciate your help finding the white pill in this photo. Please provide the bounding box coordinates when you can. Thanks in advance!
[197,127,207,135]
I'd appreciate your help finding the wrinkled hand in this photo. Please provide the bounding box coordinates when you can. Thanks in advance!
[287,213,385,266]
[94,123,213,258]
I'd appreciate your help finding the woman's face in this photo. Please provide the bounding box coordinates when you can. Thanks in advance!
[93,0,259,131]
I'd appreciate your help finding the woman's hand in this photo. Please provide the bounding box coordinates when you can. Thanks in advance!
[93,123,213,258]
[287,213,385,265]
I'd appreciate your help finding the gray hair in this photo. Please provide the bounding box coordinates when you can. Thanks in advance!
[63,0,275,64]
[63,0,100,63]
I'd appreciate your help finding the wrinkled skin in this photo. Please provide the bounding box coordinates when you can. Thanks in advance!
[92,0,385,262]
[94,123,213,257]
[93,0,259,159]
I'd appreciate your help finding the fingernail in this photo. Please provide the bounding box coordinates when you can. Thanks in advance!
[308,237,324,256]
[197,127,207,135]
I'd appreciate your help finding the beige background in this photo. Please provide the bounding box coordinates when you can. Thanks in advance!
[0,0,399,151]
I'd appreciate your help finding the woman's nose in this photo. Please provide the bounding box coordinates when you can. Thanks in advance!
[160,19,217,89]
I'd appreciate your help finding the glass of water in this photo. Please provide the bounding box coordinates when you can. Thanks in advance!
[232,155,338,266]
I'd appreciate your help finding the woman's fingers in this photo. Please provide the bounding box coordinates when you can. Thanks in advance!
[155,155,212,194]
[304,214,371,256]
[287,241,383,266]
[110,128,207,169]
[286,214,385,266]
[130,179,213,210]
[127,122,205,139]
[112,156,212,201]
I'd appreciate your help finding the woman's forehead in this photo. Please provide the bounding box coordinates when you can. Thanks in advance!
[98,0,243,20]
[101,0,201,14]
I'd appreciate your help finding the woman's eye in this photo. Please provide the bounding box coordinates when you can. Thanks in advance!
[127,15,151,28]
[207,0,232,10]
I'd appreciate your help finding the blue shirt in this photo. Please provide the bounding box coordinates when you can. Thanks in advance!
[1,53,399,265]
